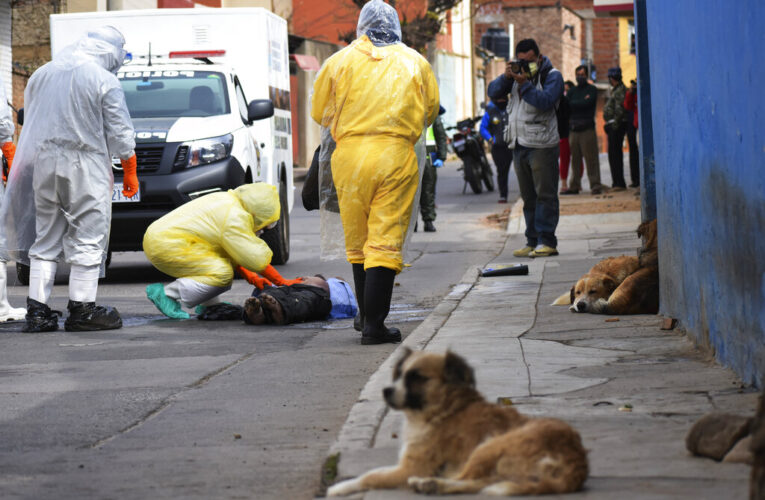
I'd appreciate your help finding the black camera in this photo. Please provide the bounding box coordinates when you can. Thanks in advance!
[509,59,530,75]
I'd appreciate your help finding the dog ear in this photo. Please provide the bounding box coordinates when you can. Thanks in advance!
[569,285,575,304]
[603,276,618,294]
[393,347,413,380]
[444,351,475,387]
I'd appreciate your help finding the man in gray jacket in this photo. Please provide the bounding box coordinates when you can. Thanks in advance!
[488,39,563,257]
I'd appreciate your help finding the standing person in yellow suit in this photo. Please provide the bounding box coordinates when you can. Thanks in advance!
[311,0,439,345]
[142,183,302,319]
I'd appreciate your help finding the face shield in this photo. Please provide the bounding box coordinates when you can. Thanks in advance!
[87,26,127,74]
[356,0,402,47]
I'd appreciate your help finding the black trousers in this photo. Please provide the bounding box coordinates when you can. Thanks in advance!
[607,125,627,188]
[626,121,640,186]
[491,143,513,199]
[250,284,331,324]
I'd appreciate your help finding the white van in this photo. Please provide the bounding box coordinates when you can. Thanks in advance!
[49,8,294,263]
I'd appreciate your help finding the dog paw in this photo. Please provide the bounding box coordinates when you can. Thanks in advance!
[408,476,439,494]
[327,478,360,497]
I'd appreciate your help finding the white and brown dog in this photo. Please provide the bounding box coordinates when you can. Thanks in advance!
[327,348,588,496]
[554,220,659,315]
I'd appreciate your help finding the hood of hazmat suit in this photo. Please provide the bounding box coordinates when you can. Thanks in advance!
[310,3,439,272]
[142,183,280,288]
[356,0,402,47]
[0,27,135,268]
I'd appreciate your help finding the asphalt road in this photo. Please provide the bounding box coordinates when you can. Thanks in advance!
[0,160,517,499]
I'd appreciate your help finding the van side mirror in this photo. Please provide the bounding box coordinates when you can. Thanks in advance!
[17,108,23,126]
[247,99,274,123]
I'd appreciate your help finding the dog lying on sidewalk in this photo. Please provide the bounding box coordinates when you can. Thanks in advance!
[327,348,588,496]
[553,219,659,315]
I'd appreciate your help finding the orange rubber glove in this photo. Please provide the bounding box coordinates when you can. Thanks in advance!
[120,154,139,198]
[261,265,304,286]
[1,141,16,181]
[236,266,273,290]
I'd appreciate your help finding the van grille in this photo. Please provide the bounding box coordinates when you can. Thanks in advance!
[174,145,189,168]
[136,146,163,172]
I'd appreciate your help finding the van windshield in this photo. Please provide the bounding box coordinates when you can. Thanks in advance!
[119,70,231,118]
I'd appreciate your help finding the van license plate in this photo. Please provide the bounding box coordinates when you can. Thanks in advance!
[113,183,141,203]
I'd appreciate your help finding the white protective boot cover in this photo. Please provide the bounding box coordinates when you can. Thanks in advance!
[0,262,26,321]
[69,264,100,303]
[29,259,57,305]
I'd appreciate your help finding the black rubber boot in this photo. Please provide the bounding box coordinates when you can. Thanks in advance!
[423,221,436,232]
[352,264,366,332]
[64,300,122,332]
[22,297,60,333]
[361,266,401,345]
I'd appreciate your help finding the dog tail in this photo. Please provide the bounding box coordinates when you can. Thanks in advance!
[551,291,571,306]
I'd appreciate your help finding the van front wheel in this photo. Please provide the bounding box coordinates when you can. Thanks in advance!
[262,180,290,265]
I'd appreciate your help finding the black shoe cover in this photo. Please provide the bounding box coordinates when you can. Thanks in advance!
[360,267,401,345]
[361,326,401,345]
[197,303,244,321]
[23,297,60,333]
[353,313,363,332]
[64,300,122,332]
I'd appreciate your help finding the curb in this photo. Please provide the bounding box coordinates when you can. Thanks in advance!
[506,197,525,236]
[328,265,480,456]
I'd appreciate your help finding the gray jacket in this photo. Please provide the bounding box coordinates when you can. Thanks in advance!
[487,56,563,149]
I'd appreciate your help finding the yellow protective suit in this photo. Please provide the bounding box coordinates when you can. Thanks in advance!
[142,183,280,287]
[311,35,439,272]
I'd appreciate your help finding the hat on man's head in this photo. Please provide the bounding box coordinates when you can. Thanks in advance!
[607,67,622,80]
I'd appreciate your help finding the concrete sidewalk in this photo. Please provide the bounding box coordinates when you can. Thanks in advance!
[324,205,757,499]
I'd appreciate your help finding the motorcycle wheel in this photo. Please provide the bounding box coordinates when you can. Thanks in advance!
[463,156,483,194]
[481,160,495,192]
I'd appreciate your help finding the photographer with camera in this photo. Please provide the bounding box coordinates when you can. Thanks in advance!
[487,39,564,258]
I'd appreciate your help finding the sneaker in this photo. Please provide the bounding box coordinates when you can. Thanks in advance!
[611,186,627,192]
[529,245,559,257]
[560,189,579,195]
[64,300,122,332]
[146,283,190,319]
[512,246,535,258]
[591,187,604,195]
[498,198,508,204]
[423,221,436,232]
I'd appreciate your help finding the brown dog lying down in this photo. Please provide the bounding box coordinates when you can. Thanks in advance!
[553,219,658,315]
[327,349,588,496]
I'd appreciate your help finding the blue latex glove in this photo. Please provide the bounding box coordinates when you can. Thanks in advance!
[433,159,444,168]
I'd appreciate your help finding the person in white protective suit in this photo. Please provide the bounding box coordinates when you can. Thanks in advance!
[0,26,138,333]
[0,79,26,322]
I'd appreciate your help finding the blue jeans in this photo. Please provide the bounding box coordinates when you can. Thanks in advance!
[513,144,560,248]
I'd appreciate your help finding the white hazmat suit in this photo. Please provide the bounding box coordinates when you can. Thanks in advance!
[0,78,25,322]
[0,26,136,332]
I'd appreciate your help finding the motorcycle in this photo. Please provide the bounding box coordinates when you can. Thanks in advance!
[448,116,494,194]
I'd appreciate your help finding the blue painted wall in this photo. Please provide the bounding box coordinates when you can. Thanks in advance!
[644,1,765,385]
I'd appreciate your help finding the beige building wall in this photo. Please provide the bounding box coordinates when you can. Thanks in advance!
[66,0,107,12]
[221,0,270,7]
[560,7,582,82]
[293,40,339,169]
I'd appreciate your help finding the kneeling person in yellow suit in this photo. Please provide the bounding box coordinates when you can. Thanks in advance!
[143,183,301,319]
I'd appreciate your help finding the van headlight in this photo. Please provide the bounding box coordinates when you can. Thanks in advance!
[179,134,233,168]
